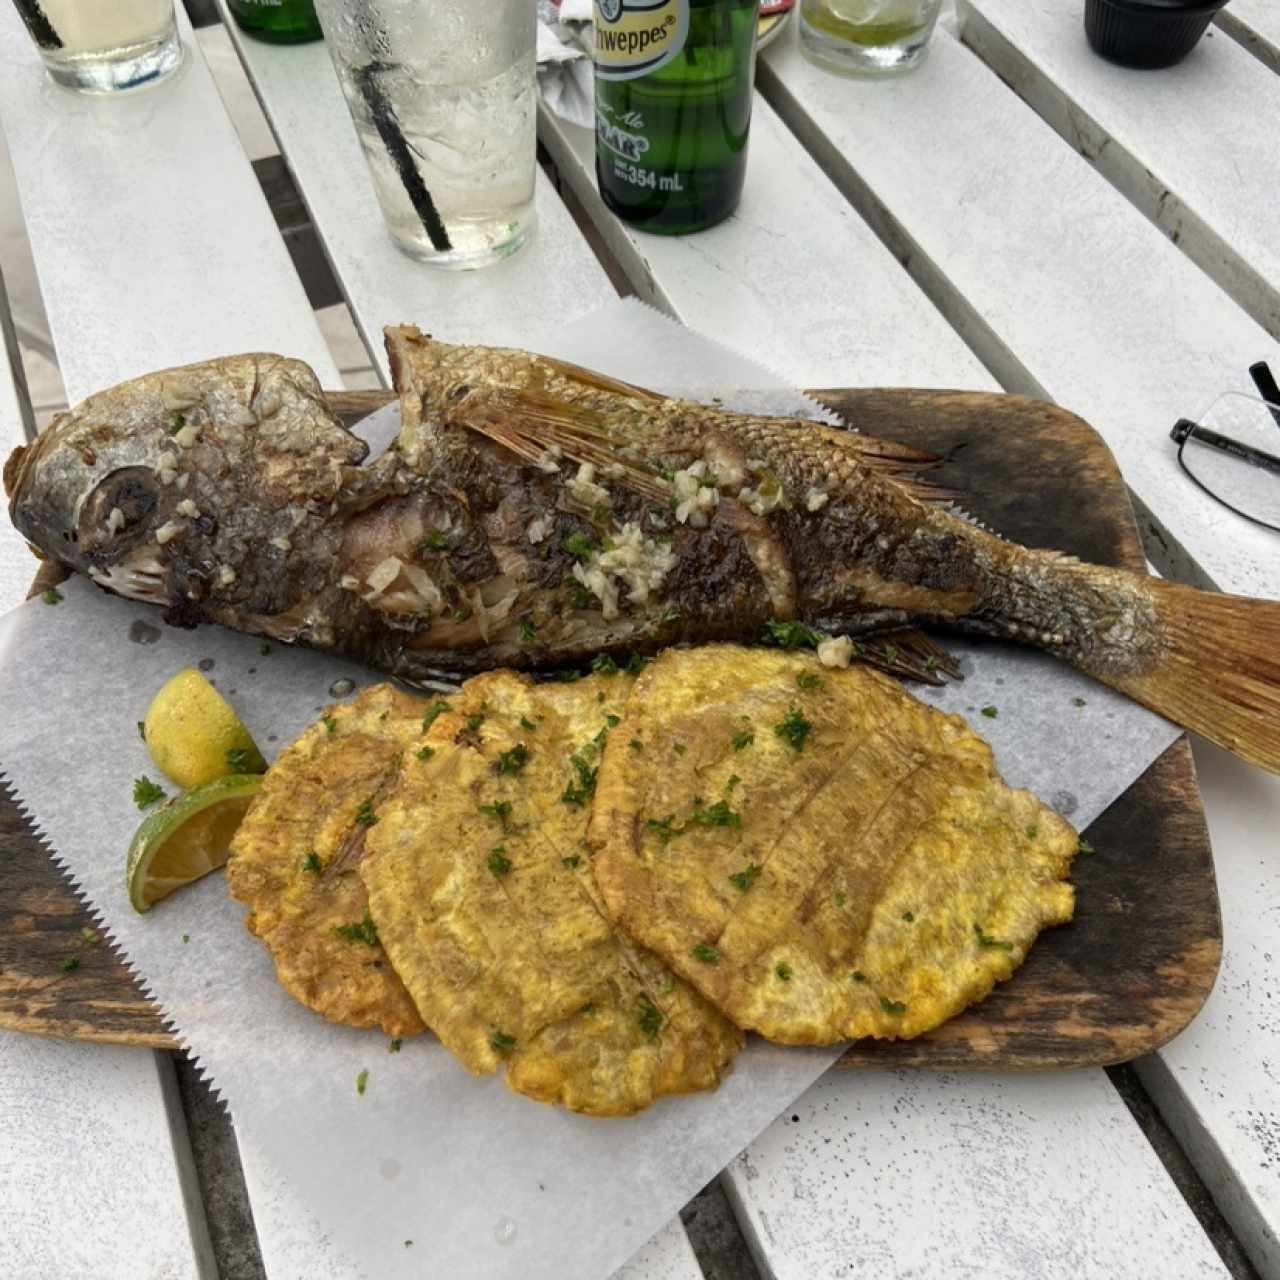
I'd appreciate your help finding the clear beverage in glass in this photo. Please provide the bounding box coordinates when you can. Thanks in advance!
[12,0,183,93]
[799,0,943,76]
[313,0,537,269]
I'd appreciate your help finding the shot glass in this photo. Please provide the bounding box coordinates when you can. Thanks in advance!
[799,0,943,76]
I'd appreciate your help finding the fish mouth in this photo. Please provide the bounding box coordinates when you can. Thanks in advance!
[88,545,169,606]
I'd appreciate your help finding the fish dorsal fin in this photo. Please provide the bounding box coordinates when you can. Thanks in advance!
[445,386,671,503]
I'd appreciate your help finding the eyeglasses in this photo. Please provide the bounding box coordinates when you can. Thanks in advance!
[1170,361,1280,533]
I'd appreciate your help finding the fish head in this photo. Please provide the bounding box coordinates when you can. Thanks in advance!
[5,354,366,605]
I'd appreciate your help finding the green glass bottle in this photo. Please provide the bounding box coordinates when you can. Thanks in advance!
[594,0,758,235]
[226,0,323,44]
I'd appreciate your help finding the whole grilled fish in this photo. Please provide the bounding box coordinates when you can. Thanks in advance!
[6,325,1280,774]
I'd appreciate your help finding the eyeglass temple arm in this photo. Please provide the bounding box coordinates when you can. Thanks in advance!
[1248,361,1280,432]
[1171,417,1280,476]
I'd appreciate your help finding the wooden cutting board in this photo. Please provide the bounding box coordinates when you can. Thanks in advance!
[0,389,1221,1066]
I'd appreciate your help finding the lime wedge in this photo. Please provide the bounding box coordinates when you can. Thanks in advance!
[143,667,266,789]
[127,774,264,912]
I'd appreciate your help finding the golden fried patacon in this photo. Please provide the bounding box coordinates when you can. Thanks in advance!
[226,684,429,1037]
[589,646,1078,1045]
[361,670,742,1115]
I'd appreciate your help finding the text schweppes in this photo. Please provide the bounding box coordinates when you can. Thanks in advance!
[593,0,690,81]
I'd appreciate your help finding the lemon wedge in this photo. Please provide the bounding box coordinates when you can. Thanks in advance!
[127,774,264,912]
[143,667,265,788]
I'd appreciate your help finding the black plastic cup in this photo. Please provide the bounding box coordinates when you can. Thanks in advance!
[1085,0,1230,69]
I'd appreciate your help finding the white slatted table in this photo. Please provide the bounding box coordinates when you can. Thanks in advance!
[1218,0,1280,73]
[0,2,1275,1277]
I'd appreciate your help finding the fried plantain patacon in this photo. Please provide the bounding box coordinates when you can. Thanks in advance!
[360,670,742,1115]
[227,684,429,1038]
[589,646,1078,1045]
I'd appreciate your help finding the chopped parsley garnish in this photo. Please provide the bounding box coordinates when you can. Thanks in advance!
[42,587,62,605]
[421,700,450,731]
[882,644,899,663]
[629,738,644,753]
[673,743,686,756]
[519,716,538,732]
[61,955,80,973]
[690,943,720,965]
[389,1038,402,1054]
[356,1069,368,1096]
[259,642,271,657]
[661,607,682,625]
[80,927,99,944]
[322,715,337,735]
[354,800,378,827]
[497,743,530,776]
[901,911,915,923]
[301,852,323,875]
[775,962,793,982]
[133,776,165,809]
[1025,825,1039,839]
[568,580,594,610]
[646,815,680,845]
[518,620,537,645]
[334,911,379,945]
[728,863,761,892]
[774,707,812,752]
[795,673,823,690]
[624,653,648,675]
[490,1031,517,1053]
[466,713,485,733]
[851,971,867,983]
[760,620,821,650]
[168,412,185,434]
[487,846,512,877]
[479,800,512,830]
[415,746,435,762]
[561,855,582,870]
[637,997,664,1041]
[1078,839,1095,855]
[1072,697,1087,708]
[137,720,146,742]
[182,934,190,944]
[563,532,595,559]
[591,654,619,676]
[834,893,847,907]
[974,924,1013,951]
[726,774,742,792]
[605,714,621,728]
[561,753,598,808]
[980,705,998,719]
[924,656,939,673]
[452,607,473,623]
[226,747,253,771]
[689,799,741,829]
[731,727,754,751]
[421,530,453,552]
[879,996,907,1015]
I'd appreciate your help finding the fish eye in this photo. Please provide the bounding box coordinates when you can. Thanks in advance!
[77,466,160,551]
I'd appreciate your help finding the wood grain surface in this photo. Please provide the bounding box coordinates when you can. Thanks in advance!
[0,389,1221,1066]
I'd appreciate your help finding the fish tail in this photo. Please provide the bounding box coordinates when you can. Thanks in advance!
[1101,581,1280,774]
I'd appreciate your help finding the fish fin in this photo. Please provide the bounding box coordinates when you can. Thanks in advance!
[448,388,671,503]
[1107,582,1280,774]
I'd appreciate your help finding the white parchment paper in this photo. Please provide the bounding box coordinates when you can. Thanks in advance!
[0,303,1181,1280]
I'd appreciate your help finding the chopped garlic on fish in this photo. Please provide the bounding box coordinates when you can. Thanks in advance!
[176,499,200,519]
[738,478,784,518]
[817,635,855,669]
[573,522,677,620]
[154,521,185,545]
[703,441,746,489]
[176,474,190,491]
[672,461,720,528]
[270,536,292,552]
[400,564,444,614]
[173,424,200,449]
[217,565,237,587]
[537,443,564,474]
[805,488,829,513]
[106,507,125,534]
[339,575,361,591]
[364,556,403,598]
[567,462,610,509]
[526,512,555,545]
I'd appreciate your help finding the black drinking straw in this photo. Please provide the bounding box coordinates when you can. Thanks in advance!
[13,0,62,49]
[353,60,452,254]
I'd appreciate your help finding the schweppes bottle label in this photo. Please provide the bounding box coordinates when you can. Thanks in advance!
[593,0,691,81]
